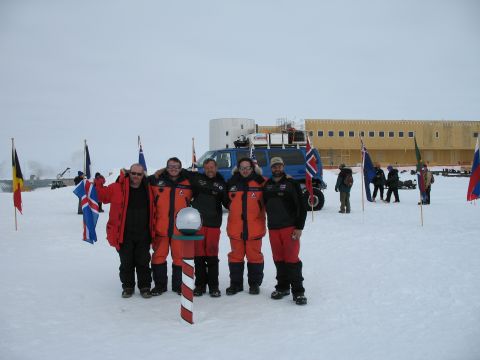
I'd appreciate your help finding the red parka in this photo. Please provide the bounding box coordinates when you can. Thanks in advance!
[96,172,156,250]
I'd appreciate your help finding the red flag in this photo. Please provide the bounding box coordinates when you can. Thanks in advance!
[12,144,24,213]
[305,136,317,202]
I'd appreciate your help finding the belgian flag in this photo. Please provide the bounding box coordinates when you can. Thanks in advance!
[12,144,24,214]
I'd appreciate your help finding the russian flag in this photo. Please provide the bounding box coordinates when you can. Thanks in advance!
[73,179,99,243]
[467,137,480,201]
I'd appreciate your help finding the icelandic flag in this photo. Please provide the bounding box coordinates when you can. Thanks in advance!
[73,179,99,244]
[467,137,480,201]
[361,140,376,202]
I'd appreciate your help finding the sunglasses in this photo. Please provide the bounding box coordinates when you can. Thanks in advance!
[167,165,181,170]
[130,171,143,176]
[239,166,252,171]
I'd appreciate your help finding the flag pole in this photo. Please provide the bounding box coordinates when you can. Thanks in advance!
[12,138,18,231]
[83,139,87,177]
[360,138,365,212]
[419,190,424,226]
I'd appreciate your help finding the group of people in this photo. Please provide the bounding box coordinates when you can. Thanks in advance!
[334,162,435,212]
[93,156,308,306]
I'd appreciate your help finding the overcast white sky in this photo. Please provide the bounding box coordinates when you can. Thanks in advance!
[1,0,479,178]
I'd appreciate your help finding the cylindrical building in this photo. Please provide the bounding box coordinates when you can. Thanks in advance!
[209,118,256,150]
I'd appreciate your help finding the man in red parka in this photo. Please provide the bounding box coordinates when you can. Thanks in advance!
[96,163,156,299]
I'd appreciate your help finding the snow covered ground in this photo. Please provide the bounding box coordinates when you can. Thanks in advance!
[1,169,479,360]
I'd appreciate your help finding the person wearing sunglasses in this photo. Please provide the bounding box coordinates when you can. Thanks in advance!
[224,157,266,295]
[149,157,193,296]
[96,164,156,299]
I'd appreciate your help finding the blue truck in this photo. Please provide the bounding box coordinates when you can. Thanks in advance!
[195,146,326,210]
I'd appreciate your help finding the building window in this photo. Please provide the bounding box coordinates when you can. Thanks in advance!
[474,132,479,138]
[379,131,385,138]
[388,131,394,138]
[435,131,439,138]
[241,125,244,130]
[226,144,229,148]
[318,130,324,137]
[359,131,365,137]
[328,130,334,137]
[348,131,355,137]
[308,131,314,137]
[368,131,375,137]
[408,131,414,138]
[398,131,404,138]
[339,131,345,137]
[226,131,229,136]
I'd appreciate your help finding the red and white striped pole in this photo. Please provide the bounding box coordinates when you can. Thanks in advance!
[173,207,203,325]
[181,240,195,323]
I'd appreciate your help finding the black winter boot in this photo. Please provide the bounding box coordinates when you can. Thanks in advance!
[172,264,183,295]
[287,261,306,301]
[274,261,290,292]
[194,256,207,296]
[247,262,264,288]
[247,262,264,295]
[226,262,244,295]
[151,263,167,295]
[206,256,220,292]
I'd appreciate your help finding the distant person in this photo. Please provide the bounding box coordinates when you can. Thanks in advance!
[372,163,386,201]
[263,157,308,305]
[74,171,85,214]
[94,172,106,212]
[422,163,434,205]
[225,157,266,295]
[149,157,193,296]
[335,164,353,213]
[96,164,156,299]
[385,165,400,203]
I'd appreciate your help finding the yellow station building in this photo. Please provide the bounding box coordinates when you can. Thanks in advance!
[261,119,480,167]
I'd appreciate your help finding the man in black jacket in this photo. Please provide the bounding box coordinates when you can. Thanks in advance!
[189,159,226,298]
[372,163,386,201]
[385,165,400,203]
[263,157,308,305]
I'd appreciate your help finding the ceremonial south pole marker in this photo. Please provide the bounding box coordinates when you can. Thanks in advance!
[173,207,203,325]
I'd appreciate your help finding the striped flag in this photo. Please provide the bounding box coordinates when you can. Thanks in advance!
[12,144,24,214]
[73,179,99,244]
[305,136,317,203]
[467,137,480,201]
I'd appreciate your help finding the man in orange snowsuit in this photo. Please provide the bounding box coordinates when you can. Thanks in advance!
[149,157,193,295]
[225,157,266,295]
